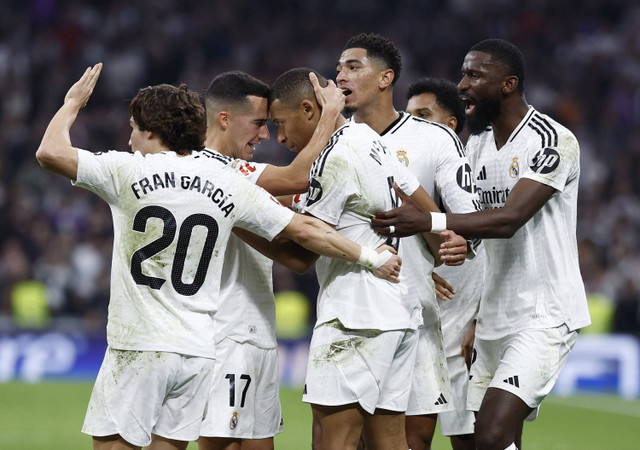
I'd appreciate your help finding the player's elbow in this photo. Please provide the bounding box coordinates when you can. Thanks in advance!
[35,144,58,170]
[494,210,527,238]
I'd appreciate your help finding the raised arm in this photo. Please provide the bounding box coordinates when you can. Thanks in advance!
[256,74,345,195]
[371,178,554,239]
[35,63,103,180]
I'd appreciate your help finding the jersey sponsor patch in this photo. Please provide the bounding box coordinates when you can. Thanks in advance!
[530,147,560,174]
[304,178,323,207]
[456,163,476,193]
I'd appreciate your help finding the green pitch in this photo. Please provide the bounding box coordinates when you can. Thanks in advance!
[1,382,638,449]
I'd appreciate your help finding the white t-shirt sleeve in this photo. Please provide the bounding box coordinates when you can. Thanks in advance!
[72,148,136,204]
[521,135,579,192]
[302,150,356,226]
[435,140,481,214]
[228,160,268,184]
[393,159,420,197]
[231,176,295,241]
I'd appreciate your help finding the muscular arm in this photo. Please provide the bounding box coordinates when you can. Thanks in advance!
[36,64,103,180]
[256,76,344,195]
[372,178,555,239]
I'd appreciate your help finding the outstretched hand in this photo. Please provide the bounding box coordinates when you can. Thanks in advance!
[309,72,345,117]
[372,244,402,283]
[65,63,102,109]
[371,183,431,237]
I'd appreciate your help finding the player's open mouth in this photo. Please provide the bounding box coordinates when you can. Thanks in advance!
[461,96,476,115]
[341,87,353,97]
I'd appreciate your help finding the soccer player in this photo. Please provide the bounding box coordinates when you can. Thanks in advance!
[336,33,481,450]
[372,39,592,450]
[269,67,467,450]
[35,63,402,450]
[197,71,344,450]
[405,77,484,450]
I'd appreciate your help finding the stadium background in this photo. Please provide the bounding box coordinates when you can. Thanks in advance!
[0,0,639,448]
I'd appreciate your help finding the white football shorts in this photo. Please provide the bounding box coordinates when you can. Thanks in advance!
[200,338,283,439]
[467,324,578,420]
[438,355,475,436]
[406,322,454,416]
[82,347,214,447]
[302,319,418,414]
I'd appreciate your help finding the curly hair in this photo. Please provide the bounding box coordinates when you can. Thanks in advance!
[129,84,206,155]
[343,33,402,85]
[406,77,466,134]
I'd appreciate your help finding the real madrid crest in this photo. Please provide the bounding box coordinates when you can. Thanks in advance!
[510,157,519,178]
[397,150,409,167]
[229,411,238,429]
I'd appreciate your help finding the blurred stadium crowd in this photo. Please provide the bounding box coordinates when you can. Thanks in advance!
[0,0,638,335]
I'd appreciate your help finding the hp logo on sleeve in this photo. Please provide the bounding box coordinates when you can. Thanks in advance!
[530,148,560,174]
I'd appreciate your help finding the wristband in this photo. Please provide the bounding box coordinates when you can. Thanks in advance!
[429,212,447,233]
[357,247,392,270]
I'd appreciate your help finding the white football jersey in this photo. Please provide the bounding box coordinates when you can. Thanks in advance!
[466,107,591,339]
[302,122,422,331]
[435,247,484,358]
[202,148,278,349]
[380,112,481,327]
[73,149,294,358]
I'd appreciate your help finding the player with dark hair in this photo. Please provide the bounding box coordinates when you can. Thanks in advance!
[36,63,403,450]
[269,67,468,450]
[198,70,344,450]
[372,38,591,450]
[406,77,466,135]
[405,77,483,450]
[337,33,481,450]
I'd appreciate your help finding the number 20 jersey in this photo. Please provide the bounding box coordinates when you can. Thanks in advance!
[73,149,294,359]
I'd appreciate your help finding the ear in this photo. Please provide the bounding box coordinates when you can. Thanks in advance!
[502,75,519,95]
[217,111,230,130]
[301,99,316,121]
[379,69,395,90]
[447,116,458,132]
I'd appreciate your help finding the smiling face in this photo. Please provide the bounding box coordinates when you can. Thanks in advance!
[458,50,506,135]
[226,95,270,160]
[336,47,385,114]
[269,99,317,153]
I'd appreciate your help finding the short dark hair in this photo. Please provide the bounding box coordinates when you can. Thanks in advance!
[343,33,402,85]
[129,84,206,155]
[470,39,526,93]
[205,71,270,113]
[270,67,328,108]
[407,77,466,134]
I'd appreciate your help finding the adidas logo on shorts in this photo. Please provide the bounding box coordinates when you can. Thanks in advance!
[434,393,448,406]
[503,375,520,388]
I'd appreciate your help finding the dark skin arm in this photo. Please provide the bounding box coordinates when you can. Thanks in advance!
[371,178,555,239]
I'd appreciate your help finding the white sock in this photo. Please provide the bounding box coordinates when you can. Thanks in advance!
[504,444,518,450]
